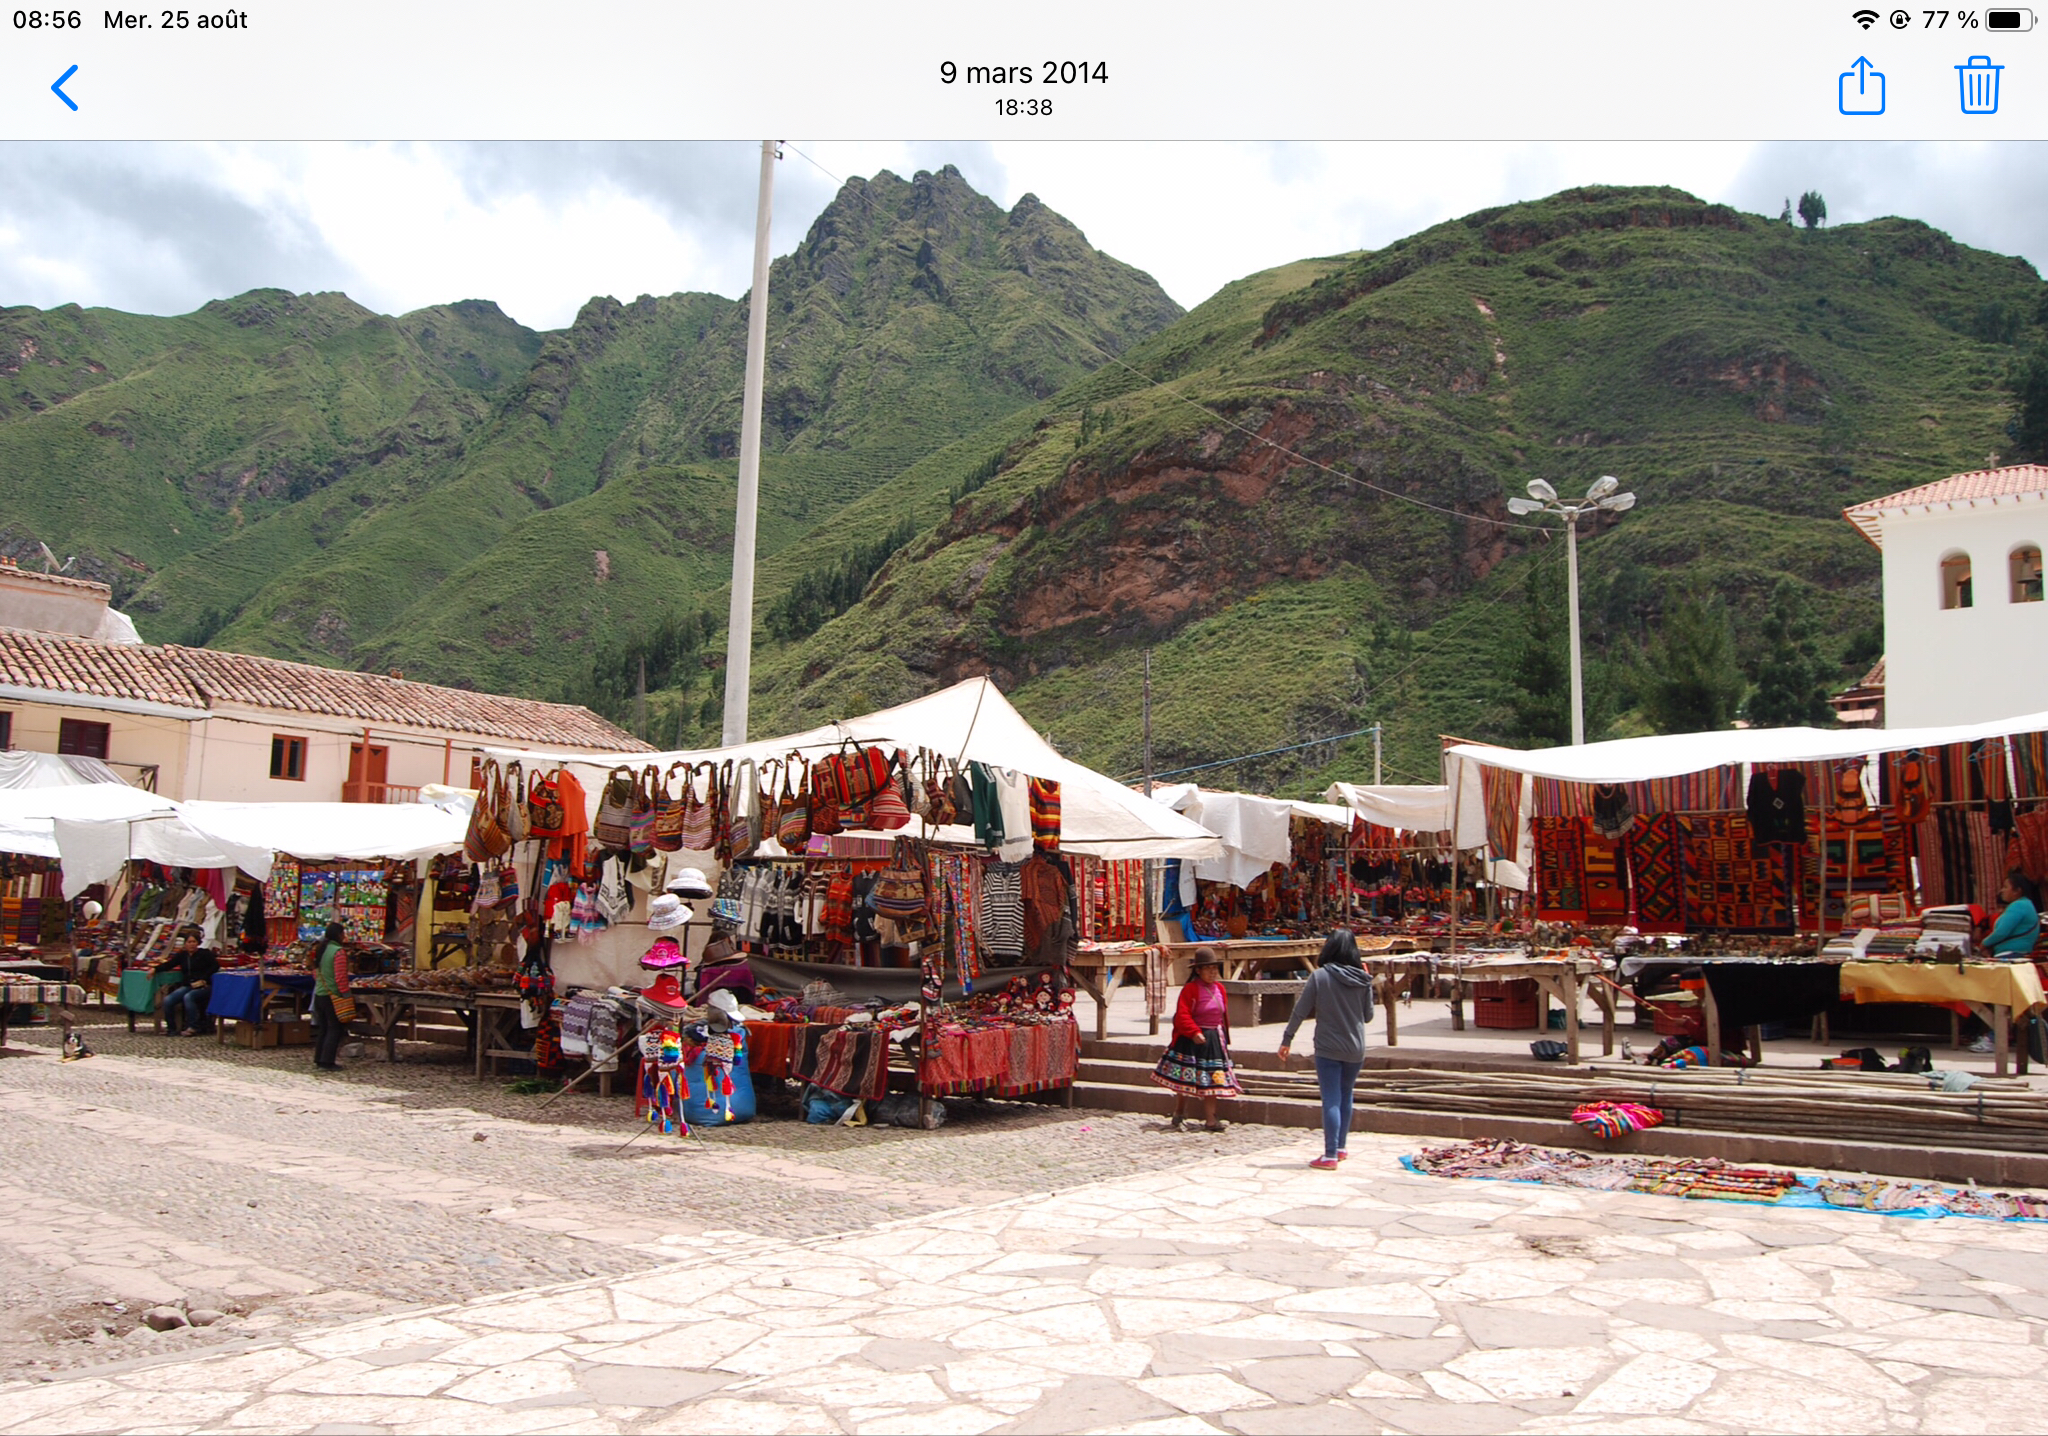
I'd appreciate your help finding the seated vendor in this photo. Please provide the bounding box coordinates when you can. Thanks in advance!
[155,926,220,1036]
[1983,870,2042,959]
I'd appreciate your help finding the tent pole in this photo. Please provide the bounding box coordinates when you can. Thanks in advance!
[1448,754,1462,962]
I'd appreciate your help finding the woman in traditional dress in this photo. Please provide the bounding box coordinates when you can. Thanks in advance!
[1153,948,1238,1131]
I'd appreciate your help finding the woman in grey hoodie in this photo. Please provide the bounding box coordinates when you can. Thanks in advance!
[1278,930,1376,1169]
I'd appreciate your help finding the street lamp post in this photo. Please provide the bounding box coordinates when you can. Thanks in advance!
[1506,476,1637,746]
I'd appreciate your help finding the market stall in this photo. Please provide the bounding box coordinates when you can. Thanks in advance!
[1445,712,2048,1072]
[472,677,1220,1126]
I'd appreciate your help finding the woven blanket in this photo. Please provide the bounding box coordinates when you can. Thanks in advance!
[1626,812,1684,933]
[1678,814,1791,933]
[1533,817,1587,922]
[1925,807,2001,911]
[1582,831,1627,920]
[1480,765,1522,861]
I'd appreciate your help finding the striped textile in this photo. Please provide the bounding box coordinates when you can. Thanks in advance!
[1536,768,1741,819]
[2014,733,2048,800]
[979,862,1025,963]
[1028,777,1062,852]
[1479,765,1521,860]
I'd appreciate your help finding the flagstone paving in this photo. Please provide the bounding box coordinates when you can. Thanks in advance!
[0,1022,1287,1377]
[7,1120,2048,1433]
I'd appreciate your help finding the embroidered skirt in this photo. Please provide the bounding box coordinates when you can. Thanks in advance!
[1152,1027,1240,1099]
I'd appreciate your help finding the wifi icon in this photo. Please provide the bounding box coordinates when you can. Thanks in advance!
[1853,8,1880,25]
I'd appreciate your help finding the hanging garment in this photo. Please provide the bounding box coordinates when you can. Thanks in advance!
[1894,750,1931,826]
[1745,768,1806,846]
[1020,852,1072,959]
[980,862,1026,961]
[1028,777,1062,851]
[994,769,1033,863]
[1589,783,1636,841]
[970,763,1005,848]
[1832,758,1870,826]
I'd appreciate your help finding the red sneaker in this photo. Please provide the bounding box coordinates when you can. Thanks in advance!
[1310,1156,1341,1170]
[1336,1150,1349,1161]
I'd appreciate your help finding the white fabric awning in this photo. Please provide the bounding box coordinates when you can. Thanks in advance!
[1443,709,2048,786]
[39,790,474,899]
[1144,784,1348,888]
[484,677,1220,860]
[1323,782,1456,834]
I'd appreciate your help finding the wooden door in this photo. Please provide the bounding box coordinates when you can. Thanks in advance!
[346,743,390,802]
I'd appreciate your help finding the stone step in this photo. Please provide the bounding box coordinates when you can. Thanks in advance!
[1067,1083,2048,1189]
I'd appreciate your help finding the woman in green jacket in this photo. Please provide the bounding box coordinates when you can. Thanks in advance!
[309,921,352,1070]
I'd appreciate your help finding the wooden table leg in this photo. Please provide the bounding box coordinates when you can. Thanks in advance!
[1594,982,1615,1057]
[1746,1025,1763,1064]
[1449,978,1465,1031]
[1994,1004,2011,1078]
[1382,976,1399,1047]
[1704,984,1723,1068]
[382,1001,402,1062]
[1563,968,1581,1065]
[474,1007,490,1079]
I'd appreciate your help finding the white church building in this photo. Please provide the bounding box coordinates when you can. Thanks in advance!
[1844,463,2048,729]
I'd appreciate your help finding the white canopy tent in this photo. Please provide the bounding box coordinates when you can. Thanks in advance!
[0,783,180,870]
[1322,782,1456,835]
[484,677,1220,861]
[1443,708,2048,859]
[26,789,475,899]
[1146,782,1347,889]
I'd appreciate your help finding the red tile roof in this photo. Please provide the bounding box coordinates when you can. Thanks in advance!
[0,562,113,598]
[0,627,639,750]
[1844,465,2048,546]
[0,627,205,710]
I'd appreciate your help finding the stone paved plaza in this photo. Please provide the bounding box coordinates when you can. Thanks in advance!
[5,1020,2048,1433]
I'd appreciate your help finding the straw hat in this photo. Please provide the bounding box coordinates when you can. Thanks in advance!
[647,894,690,931]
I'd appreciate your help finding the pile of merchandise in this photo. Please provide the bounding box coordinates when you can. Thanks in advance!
[350,967,517,995]
[1407,1137,2048,1223]
[1405,1137,1799,1202]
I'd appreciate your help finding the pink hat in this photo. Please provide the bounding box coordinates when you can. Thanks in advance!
[640,937,685,971]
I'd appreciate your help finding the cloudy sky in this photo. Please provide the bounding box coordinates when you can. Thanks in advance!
[0,141,2041,330]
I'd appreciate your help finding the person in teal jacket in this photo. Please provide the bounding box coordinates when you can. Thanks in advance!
[1984,871,2041,957]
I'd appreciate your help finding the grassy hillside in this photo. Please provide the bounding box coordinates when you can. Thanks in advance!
[0,166,1182,700]
[738,186,2043,789]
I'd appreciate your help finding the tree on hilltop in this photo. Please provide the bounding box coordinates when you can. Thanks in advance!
[1797,191,1828,230]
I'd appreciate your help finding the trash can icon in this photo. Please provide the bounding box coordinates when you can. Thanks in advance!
[1958,56,2003,114]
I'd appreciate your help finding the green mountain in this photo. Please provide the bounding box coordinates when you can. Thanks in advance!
[0,165,1183,698]
[737,186,2043,790]
[8,179,2039,790]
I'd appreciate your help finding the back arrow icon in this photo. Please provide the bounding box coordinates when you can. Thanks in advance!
[51,64,78,111]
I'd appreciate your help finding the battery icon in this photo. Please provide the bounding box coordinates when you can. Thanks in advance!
[1986,9,2035,28]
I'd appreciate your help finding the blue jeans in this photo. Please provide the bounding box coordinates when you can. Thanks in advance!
[1316,1057,1361,1158]
[161,984,210,1033]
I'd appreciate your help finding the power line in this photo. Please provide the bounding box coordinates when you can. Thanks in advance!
[1122,725,1382,784]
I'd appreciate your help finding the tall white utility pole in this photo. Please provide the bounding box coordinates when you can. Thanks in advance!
[722,139,778,748]
[1565,511,1584,747]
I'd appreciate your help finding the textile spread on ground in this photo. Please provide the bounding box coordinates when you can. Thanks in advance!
[1406,1138,2048,1222]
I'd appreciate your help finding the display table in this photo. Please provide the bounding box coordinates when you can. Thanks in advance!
[1840,959,2046,1077]
[0,980,83,1047]
[355,989,478,1063]
[117,968,180,1033]
[1067,944,1167,1039]
[206,970,315,1037]
[472,992,540,1081]
[1368,953,1615,1063]
[1160,939,1322,983]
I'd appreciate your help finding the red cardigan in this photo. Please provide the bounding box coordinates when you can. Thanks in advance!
[1172,978,1230,1045]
